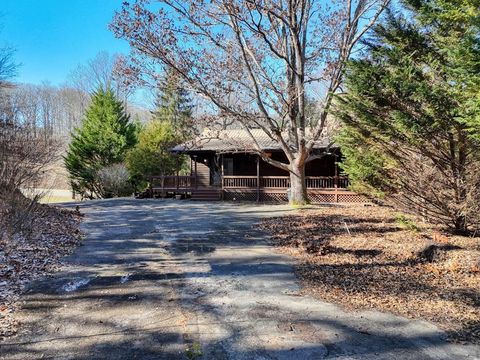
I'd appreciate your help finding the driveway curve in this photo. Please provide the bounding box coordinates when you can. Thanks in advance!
[1,199,478,359]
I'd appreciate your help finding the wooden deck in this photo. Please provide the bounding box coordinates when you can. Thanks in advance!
[150,175,196,193]
[151,175,349,191]
[149,175,363,203]
[222,175,349,189]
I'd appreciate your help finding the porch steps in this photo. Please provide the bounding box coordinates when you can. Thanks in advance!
[191,188,222,201]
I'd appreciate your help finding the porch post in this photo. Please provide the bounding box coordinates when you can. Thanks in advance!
[176,155,180,191]
[161,176,165,197]
[256,155,260,202]
[189,157,193,189]
[334,160,339,203]
[221,154,224,200]
[193,155,198,189]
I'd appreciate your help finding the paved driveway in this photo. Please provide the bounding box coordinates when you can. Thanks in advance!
[1,199,478,359]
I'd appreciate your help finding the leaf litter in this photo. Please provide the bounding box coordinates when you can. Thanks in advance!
[0,203,83,339]
[257,205,480,344]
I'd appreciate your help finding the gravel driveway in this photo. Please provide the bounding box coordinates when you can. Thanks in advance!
[1,199,478,359]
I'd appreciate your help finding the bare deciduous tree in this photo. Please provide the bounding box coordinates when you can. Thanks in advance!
[111,0,389,204]
[0,119,58,195]
[67,51,135,104]
[0,72,59,235]
[3,83,87,138]
[0,45,17,86]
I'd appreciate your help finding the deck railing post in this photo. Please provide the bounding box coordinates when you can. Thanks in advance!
[256,156,260,202]
[176,156,179,191]
[221,154,224,200]
[161,176,165,197]
[193,155,198,189]
[334,161,339,202]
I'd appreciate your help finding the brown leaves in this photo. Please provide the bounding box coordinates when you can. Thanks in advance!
[0,201,83,340]
[258,205,480,344]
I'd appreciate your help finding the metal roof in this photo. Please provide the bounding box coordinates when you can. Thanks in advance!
[172,128,334,153]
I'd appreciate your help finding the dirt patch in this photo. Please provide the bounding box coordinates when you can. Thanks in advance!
[258,205,480,344]
[0,203,83,339]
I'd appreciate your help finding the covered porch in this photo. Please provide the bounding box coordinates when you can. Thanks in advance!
[149,174,349,192]
[149,152,362,203]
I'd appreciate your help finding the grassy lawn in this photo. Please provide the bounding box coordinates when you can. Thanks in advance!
[38,195,75,204]
[259,205,480,344]
[22,189,75,204]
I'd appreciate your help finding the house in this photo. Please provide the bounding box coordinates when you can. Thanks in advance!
[150,128,363,203]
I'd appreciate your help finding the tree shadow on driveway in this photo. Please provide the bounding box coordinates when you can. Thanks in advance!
[1,199,478,359]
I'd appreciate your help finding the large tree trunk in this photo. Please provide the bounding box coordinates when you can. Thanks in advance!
[452,129,468,234]
[288,160,308,205]
[454,215,467,234]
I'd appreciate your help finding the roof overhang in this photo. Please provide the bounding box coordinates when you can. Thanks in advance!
[171,128,337,154]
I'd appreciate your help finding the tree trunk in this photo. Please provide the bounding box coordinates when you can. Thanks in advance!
[453,129,468,234]
[289,160,308,205]
[454,215,467,234]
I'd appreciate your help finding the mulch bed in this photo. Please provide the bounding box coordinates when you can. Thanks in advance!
[257,205,480,344]
[0,202,83,339]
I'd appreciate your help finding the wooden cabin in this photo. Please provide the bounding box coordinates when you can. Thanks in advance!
[150,129,363,203]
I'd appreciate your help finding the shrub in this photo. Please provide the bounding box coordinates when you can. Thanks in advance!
[394,214,420,232]
[97,163,134,198]
[125,120,186,188]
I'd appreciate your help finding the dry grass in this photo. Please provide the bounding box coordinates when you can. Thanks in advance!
[38,195,74,204]
[258,205,480,344]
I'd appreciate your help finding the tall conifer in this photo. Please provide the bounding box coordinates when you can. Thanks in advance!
[65,88,137,198]
[151,68,193,135]
[337,0,480,232]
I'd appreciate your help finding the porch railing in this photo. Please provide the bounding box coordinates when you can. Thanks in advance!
[150,175,349,191]
[151,175,196,190]
[223,176,258,188]
[223,176,349,189]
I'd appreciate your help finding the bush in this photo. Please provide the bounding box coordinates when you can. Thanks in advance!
[0,191,45,238]
[0,121,58,236]
[97,163,134,198]
[125,120,186,188]
[394,213,420,232]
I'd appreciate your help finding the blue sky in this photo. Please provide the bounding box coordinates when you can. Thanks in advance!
[1,0,129,85]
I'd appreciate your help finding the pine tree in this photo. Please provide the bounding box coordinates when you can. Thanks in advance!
[152,68,193,135]
[125,120,183,187]
[336,0,480,233]
[64,88,138,198]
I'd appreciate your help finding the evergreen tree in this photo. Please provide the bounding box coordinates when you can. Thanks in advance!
[64,88,138,198]
[336,0,480,233]
[125,120,184,187]
[124,68,193,188]
[152,68,193,135]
